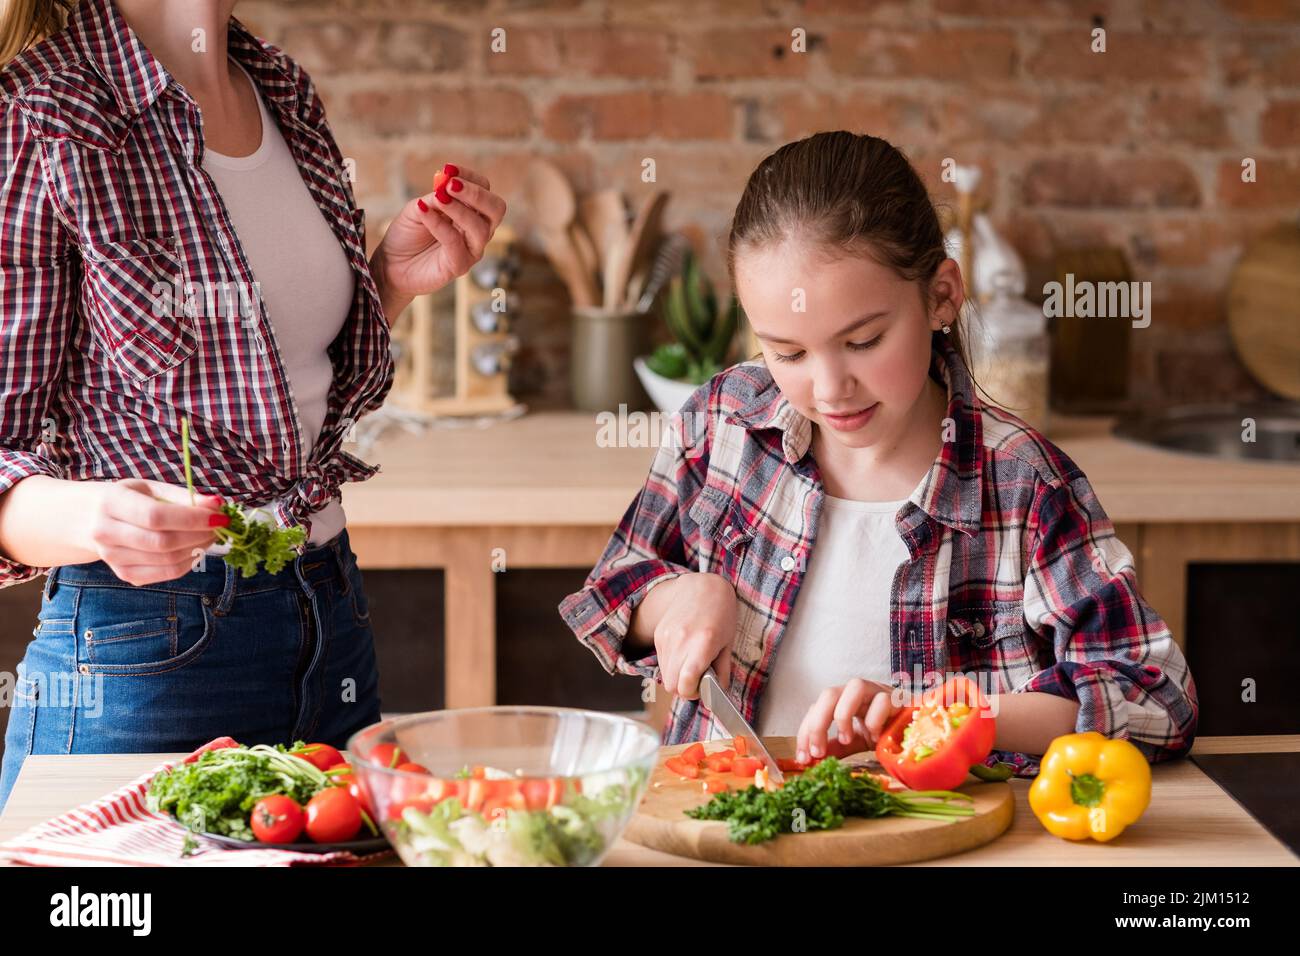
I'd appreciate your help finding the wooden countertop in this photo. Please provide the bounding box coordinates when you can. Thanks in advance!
[1,736,1294,867]
[342,412,1300,527]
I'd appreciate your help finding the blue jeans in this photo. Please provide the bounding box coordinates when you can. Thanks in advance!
[0,528,382,813]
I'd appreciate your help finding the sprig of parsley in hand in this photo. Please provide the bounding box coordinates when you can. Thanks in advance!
[180,416,306,576]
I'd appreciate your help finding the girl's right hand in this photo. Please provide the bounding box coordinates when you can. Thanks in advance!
[648,572,738,700]
[83,479,229,586]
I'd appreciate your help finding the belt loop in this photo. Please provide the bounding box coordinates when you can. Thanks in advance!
[43,565,60,600]
[329,533,350,594]
[213,557,238,615]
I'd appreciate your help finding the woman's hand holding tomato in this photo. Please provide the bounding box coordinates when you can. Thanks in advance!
[371,163,508,311]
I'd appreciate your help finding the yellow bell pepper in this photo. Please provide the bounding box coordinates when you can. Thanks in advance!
[1028,731,1152,842]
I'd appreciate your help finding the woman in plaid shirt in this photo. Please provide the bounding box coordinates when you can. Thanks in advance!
[561,132,1198,777]
[0,0,505,809]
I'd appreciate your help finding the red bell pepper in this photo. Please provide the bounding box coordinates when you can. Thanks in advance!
[875,676,996,791]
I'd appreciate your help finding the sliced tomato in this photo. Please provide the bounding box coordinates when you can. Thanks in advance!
[703,778,729,794]
[733,737,749,756]
[385,794,435,821]
[521,778,566,810]
[463,778,492,812]
[664,756,700,779]
[703,754,734,773]
[680,743,706,766]
[732,756,761,777]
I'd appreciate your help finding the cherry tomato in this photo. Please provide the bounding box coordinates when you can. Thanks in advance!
[292,742,343,772]
[305,787,363,843]
[329,769,374,819]
[250,795,305,843]
[368,743,408,769]
[395,761,431,775]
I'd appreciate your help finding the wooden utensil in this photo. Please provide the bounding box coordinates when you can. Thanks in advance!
[1227,222,1300,400]
[524,159,597,306]
[624,736,1015,866]
[569,220,601,293]
[539,225,598,307]
[616,191,669,311]
[581,189,630,286]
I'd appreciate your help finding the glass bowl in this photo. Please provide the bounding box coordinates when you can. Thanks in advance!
[348,707,660,867]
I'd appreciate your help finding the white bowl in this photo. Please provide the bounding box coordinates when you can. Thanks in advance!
[634,356,700,415]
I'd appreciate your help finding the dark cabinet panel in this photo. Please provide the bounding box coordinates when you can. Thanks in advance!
[1186,563,1300,736]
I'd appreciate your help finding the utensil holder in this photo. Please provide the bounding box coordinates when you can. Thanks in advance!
[570,306,652,412]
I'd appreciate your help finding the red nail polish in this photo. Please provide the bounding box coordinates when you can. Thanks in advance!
[435,187,451,204]
[443,163,459,179]
[417,197,429,213]
[450,177,463,193]
[209,513,231,528]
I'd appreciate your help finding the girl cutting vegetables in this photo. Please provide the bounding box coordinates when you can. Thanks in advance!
[560,130,1198,777]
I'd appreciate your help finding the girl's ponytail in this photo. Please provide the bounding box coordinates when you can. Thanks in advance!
[1,0,77,67]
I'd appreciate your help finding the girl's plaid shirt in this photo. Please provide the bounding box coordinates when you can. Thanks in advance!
[560,341,1198,777]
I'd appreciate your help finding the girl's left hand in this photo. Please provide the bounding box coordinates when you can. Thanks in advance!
[795,678,903,764]
[373,163,507,299]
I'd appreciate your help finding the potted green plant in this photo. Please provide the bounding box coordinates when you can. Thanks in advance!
[634,249,742,414]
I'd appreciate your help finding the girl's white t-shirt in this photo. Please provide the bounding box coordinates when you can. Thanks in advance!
[749,492,912,738]
[201,59,353,546]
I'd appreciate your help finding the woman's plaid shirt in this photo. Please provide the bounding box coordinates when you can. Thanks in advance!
[560,341,1198,777]
[0,0,393,587]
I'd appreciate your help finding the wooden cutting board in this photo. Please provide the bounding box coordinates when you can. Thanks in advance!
[624,737,1014,866]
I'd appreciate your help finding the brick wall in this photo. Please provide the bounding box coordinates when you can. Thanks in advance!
[238,0,1300,409]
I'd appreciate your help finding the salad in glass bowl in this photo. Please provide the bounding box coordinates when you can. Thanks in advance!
[347,707,659,867]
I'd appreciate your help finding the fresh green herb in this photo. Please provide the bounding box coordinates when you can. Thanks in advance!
[684,756,976,845]
[211,504,306,577]
[146,741,327,842]
[179,415,306,576]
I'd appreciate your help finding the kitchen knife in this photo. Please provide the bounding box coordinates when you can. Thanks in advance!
[700,667,784,786]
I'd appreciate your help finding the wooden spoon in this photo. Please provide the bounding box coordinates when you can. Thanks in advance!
[581,189,630,292]
[524,159,596,306]
[616,191,669,311]
[569,220,601,293]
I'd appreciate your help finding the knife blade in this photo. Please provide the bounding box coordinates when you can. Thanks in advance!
[700,667,784,786]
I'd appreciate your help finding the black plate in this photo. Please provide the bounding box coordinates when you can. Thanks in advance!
[156,812,391,854]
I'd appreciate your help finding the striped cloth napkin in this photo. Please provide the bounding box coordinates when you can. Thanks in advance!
[0,741,395,867]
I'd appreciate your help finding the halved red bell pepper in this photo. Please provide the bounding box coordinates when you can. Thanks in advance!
[875,675,996,791]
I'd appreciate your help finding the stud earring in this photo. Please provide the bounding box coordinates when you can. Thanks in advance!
[941,324,951,335]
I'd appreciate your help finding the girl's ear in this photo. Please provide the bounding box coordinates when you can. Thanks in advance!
[926,259,966,330]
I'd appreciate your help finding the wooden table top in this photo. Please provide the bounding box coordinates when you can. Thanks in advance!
[342,411,1300,528]
[1,735,1295,867]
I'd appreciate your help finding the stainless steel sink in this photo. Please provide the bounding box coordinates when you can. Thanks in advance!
[1113,403,1300,463]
